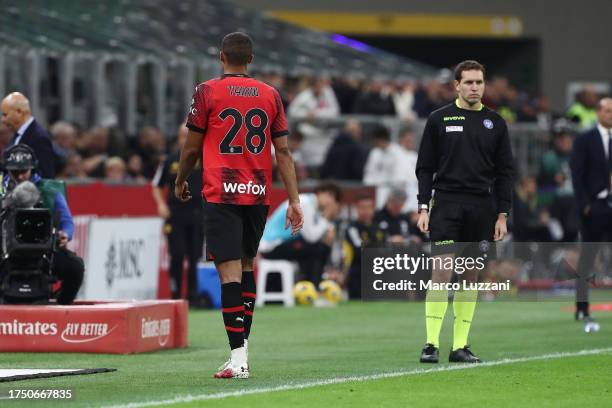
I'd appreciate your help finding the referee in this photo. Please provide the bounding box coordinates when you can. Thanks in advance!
[415,60,514,363]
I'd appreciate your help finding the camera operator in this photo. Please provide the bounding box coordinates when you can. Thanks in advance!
[1,144,84,304]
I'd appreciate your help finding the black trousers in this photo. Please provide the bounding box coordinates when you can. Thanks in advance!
[262,237,331,286]
[52,248,84,305]
[166,213,204,300]
[576,199,612,309]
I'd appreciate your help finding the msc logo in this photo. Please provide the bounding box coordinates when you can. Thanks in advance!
[222,181,266,196]
[105,238,145,287]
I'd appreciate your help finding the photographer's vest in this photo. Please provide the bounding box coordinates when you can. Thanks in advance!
[38,179,67,215]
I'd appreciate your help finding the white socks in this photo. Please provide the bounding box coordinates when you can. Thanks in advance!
[231,346,247,367]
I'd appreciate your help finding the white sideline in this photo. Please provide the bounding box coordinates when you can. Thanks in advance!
[106,347,612,408]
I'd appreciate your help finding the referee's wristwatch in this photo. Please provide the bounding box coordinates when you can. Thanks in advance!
[419,204,429,214]
[498,212,509,219]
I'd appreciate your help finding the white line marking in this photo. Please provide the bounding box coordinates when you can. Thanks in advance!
[105,347,612,408]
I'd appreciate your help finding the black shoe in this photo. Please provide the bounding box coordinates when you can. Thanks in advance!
[575,302,589,321]
[449,345,482,363]
[420,343,439,363]
[575,310,589,321]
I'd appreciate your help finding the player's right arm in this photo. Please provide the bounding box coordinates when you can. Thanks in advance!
[415,115,438,233]
[415,115,438,207]
[176,85,207,201]
[175,130,202,202]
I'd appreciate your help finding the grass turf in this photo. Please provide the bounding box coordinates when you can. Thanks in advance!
[0,299,610,407]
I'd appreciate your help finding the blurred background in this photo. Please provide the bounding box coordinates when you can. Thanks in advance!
[0,0,610,302]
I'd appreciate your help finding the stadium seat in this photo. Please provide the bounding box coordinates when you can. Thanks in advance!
[256,259,297,307]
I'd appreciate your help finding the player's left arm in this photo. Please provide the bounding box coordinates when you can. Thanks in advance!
[493,119,515,240]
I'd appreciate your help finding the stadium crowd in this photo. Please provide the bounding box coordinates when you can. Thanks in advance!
[0,80,606,299]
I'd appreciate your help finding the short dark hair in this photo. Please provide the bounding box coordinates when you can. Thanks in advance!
[454,60,486,82]
[354,193,374,203]
[221,32,253,66]
[371,125,390,142]
[314,182,343,203]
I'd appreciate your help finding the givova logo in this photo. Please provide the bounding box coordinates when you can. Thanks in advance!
[223,180,266,195]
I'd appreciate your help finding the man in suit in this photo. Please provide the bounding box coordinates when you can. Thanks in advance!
[1,92,55,178]
[570,97,612,327]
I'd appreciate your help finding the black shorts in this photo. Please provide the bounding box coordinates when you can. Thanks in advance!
[429,192,497,256]
[204,202,269,263]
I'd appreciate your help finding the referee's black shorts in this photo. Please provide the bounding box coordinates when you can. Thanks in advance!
[429,191,497,257]
[204,201,269,263]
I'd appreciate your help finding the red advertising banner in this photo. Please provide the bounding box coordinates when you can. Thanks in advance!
[0,300,188,354]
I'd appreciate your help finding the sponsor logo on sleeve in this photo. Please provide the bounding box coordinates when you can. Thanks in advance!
[445,126,463,132]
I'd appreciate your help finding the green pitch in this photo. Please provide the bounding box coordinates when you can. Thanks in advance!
[1,296,611,407]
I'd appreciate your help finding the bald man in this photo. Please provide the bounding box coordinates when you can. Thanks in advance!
[570,97,612,328]
[1,92,55,178]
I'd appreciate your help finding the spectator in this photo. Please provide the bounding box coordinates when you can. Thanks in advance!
[393,80,417,122]
[126,153,147,183]
[260,182,342,285]
[131,126,167,179]
[331,77,361,114]
[395,128,419,212]
[567,87,599,129]
[287,131,308,181]
[538,127,579,241]
[79,126,111,177]
[538,128,574,195]
[373,188,420,245]
[58,152,87,179]
[50,121,78,154]
[343,194,384,299]
[353,80,395,115]
[1,92,55,178]
[363,125,404,205]
[414,79,452,118]
[104,156,127,182]
[50,121,79,175]
[287,77,340,119]
[512,175,556,242]
[319,119,368,181]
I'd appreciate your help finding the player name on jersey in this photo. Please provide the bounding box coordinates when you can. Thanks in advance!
[228,86,259,97]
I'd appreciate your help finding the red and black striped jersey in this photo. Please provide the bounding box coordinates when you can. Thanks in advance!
[186,74,288,205]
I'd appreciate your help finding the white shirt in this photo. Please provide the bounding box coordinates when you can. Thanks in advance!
[12,116,34,145]
[287,87,340,119]
[363,143,404,187]
[596,123,612,198]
